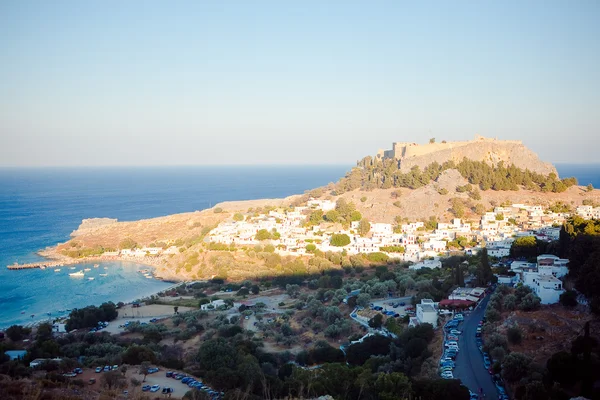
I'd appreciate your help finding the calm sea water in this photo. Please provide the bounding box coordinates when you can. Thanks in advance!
[0,166,349,328]
[0,164,597,328]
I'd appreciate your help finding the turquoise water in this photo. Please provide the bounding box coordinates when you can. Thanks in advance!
[0,166,349,328]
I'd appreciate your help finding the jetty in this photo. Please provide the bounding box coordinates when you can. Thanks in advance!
[7,261,64,270]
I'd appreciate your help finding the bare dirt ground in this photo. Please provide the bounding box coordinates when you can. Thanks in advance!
[104,304,195,334]
[500,304,597,366]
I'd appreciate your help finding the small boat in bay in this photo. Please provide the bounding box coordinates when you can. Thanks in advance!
[94,264,99,268]
[69,267,76,270]
[69,270,84,277]
[99,273,108,277]
[54,269,61,272]
[84,268,91,272]
[103,267,108,270]
[87,277,95,281]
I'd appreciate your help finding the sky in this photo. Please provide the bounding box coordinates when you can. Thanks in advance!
[0,0,599,166]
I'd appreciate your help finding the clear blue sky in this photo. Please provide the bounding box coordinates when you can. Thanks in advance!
[1,0,598,166]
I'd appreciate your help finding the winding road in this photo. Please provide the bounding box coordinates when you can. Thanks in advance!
[453,293,498,399]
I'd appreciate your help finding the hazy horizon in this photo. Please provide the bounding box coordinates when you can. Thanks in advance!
[1,1,599,166]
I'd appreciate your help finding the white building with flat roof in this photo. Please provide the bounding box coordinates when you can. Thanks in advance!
[416,299,438,327]
[527,274,565,304]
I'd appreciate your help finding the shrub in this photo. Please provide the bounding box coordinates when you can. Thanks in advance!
[507,326,522,345]
[559,290,578,308]
[330,234,351,247]
[213,207,223,213]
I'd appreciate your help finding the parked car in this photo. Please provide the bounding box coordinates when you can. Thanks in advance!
[447,335,459,341]
[150,385,160,392]
[162,387,173,394]
[89,378,96,385]
[142,385,151,392]
[103,365,110,372]
[112,364,119,370]
[74,368,83,374]
[182,377,192,384]
[454,314,464,320]
[166,371,173,377]
[450,329,462,335]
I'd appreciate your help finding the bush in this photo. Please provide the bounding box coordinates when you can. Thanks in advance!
[330,234,351,247]
[559,290,578,308]
[213,207,223,213]
[507,326,522,345]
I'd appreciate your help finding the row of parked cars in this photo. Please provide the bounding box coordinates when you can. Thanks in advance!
[165,371,223,399]
[439,314,464,380]
[95,365,119,373]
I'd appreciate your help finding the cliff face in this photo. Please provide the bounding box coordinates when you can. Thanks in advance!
[385,137,557,177]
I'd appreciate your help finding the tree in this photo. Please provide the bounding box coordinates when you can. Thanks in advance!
[6,325,31,342]
[255,229,273,241]
[429,138,435,144]
[173,306,178,315]
[324,210,340,222]
[101,370,125,390]
[502,352,531,383]
[139,361,151,382]
[368,313,383,329]
[587,183,594,192]
[233,213,244,221]
[358,219,371,237]
[357,293,371,308]
[375,372,412,400]
[250,284,260,295]
[330,234,351,247]
[560,290,578,307]
[519,293,541,311]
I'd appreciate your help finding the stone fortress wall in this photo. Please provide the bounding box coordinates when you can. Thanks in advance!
[377,135,557,176]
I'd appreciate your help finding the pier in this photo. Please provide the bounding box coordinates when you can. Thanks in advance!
[7,261,65,270]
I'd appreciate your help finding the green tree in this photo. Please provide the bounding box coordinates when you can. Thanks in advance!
[233,213,244,221]
[368,313,383,329]
[358,219,371,237]
[255,229,273,241]
[502,352,531,383]
[330,234,351,247]
[324,210,340,222]
[587,183,594,192]
[139,361,151,382]
[119,238,138,249]
[429,138,435,144]
[101,370,126,390]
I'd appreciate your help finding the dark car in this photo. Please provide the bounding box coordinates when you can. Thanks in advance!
[142,385,151,391]
[182,377,192,384]
[166,371,173,377]
[73,368,83,374]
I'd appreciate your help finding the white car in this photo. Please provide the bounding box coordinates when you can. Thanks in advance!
[447,345,459,351]
[150,385,160,392]
[445,341,458,347]
[441,371,454,379]
[450,329,462,335]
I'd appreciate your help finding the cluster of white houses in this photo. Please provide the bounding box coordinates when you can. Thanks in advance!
[208,199,574,262]
[495,254,569,304]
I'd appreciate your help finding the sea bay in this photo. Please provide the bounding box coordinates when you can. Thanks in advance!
[0,165,349,328]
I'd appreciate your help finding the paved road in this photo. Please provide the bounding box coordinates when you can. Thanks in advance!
[453,293,498,399]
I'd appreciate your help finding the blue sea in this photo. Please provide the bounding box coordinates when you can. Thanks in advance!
[0,164,597,329]
[0,166,349,328]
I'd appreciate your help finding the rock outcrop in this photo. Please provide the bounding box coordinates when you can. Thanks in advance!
[379,135,557,176]
[70,218,118,237]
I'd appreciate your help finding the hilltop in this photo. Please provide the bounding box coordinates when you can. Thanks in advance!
[378,135,556,176]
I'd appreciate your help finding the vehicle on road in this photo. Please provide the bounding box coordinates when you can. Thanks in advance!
[103,365,110,372]
[150,385,160,392]
[95,367,102,373]
[142,385,150,391]
[73,368,83,374]
[447,335,459,341]
[454,314,464,320]
[162,387,173,394]
[450,329,462,335]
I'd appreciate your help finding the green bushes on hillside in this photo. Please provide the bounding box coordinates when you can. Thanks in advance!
[335,157,577,194]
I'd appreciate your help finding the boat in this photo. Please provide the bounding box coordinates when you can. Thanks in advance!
[69,267,76,270]
[69,270,84,277]
[93,264,99,268]
[40,265,46,270]
[84,268,91,272]
[54,269,61,272]
[88,277,95,281]
[99,273,108,277]
[103,267,108,270]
